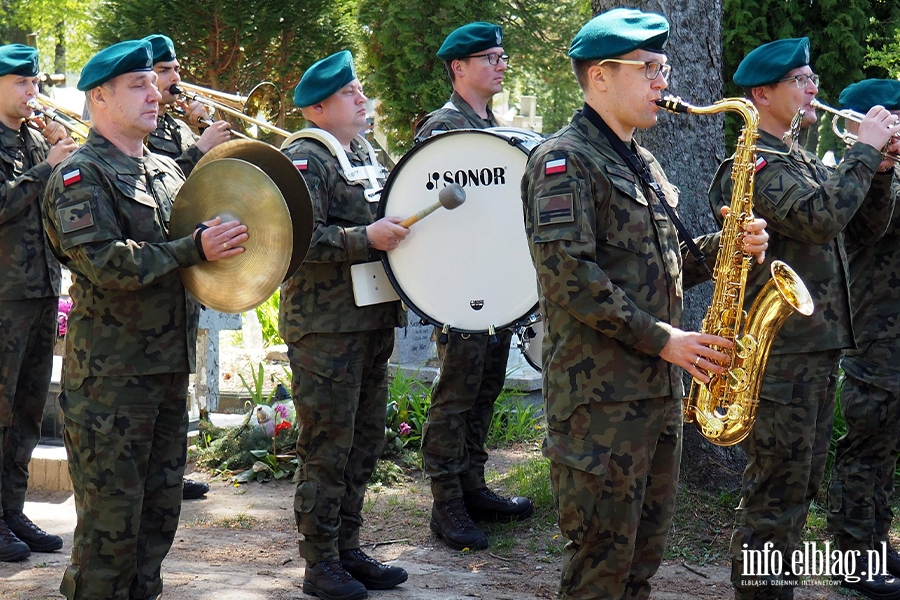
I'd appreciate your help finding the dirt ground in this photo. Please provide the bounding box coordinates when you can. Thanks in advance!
[2,448,851,600]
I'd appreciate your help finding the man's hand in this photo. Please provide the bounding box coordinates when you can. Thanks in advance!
[183,100,213,127]
[46,137,78,168]
[40,120,69,146]
[366,217,409,251]
[658,328,733,384]
[721,206,770,264]
[194,120,232,154]
[194,216,249,261]
[856,105,900,153]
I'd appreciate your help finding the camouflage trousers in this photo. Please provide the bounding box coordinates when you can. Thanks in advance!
[289,329,393,564]
[827,341,900,552]
[0,298,56,517]
[543,397,682,600]
[59,373,189,600]
[731,351,840,600]
[422,329,513,502]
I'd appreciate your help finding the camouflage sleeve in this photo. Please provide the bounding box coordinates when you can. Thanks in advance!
[414,110,470,140]
[175,144,204,177]
[751,142,882,244]
[43,163,200,290]
[844,168,897,245]
[682,231,720,290]
[296,151,369,265]
[524,148,672,357]
[0,158,52,226]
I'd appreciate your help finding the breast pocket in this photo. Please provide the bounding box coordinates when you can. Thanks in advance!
[603,169,654,257]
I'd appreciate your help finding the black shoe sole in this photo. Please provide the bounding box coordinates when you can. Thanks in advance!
[467,503,535,523]
[301,580,367,600]
[429,517,488,551]
[839,579,900,600]
[349,569,408,590]
[23,537,62,552]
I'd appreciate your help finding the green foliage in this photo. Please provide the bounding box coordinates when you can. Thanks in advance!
[1,0,98,73]
[238,363,279,406]
[383,370,431,456]
[91,0,358,136]
[358,0,590,155]
[254,291,283,347]
[369,459,408,486]
[487,391,546,446]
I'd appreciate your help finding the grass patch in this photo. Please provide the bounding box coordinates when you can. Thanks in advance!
[666,485,740,565]
[190,513,259,530]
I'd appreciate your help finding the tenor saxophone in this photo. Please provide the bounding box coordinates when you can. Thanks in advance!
[656,95,814,446]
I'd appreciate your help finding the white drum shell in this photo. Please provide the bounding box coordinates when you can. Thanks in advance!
[379,128,541,334]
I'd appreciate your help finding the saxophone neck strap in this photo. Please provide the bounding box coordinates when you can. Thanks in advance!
[291,128,386,202]
[581,103,712,279]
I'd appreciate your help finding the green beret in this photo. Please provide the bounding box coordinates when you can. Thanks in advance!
[0,44,39,78]
[839,78,900,113]
[568,8,669,61]
[437,22,503,61]
[733,37,810,88]
[293,50,357,108]
[143,34,176,64]
[78,40,153,91]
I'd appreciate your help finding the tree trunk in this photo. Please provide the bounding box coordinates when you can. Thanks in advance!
[54,21,66,75]
[590,0,745,490]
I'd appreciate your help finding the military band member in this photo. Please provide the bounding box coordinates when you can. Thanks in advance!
[42,39,247,599]
[0,43,76,562]
[522,9,768,599]
[708,39,900,599]
[825,78,900,599]
[144,34,232,177]
[415,22,534,552]
[280,50,408,600]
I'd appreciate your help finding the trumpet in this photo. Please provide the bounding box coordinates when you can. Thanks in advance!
[170,81,290,139]
[811,99,900,162]
[27,94,90,142]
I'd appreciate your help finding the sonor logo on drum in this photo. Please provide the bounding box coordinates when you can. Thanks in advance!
[470,299,484,311]
[424,167,507,190]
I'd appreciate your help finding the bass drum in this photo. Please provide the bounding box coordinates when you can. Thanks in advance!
[519,318,543,372]
[378,128,543,335]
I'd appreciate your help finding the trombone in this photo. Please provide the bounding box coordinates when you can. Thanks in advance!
[811,99,900,163]
[27,93,90,142]
[170,81,290,139]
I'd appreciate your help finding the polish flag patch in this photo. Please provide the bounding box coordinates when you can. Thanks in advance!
[62,169,82,186]
[292,159,308,171]
[545,158,567,175]
[755,156,768,172]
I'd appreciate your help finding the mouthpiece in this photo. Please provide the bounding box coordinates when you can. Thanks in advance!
[655,95,692,114]
[169,84,183,95]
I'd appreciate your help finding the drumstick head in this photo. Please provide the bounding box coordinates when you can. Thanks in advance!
[438,183,466,209]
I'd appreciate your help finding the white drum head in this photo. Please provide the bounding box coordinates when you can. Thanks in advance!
[379,129,541,334]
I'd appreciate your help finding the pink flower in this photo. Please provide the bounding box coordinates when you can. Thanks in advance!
[57,298,72,337]
[273,403,289,420]
[398,422,411,436]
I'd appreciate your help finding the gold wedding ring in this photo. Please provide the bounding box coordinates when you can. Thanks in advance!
[223,242,228,250]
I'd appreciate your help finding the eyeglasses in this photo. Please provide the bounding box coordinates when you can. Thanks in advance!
[598,59,671,80]
[465,52,510,66]
[779,73,819,89]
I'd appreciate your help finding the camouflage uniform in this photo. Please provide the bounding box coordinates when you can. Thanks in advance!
[522,109,720,600]
[146,113,203,176]
[827,170,900,553]
[280,132,405,564]
[414,93,515,502]
[709,131,892,599]
[0,121,58,521]
[42,129,202,600]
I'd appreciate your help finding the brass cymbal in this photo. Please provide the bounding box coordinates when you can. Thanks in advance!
[171,158,291,313]
[195,139,313,280]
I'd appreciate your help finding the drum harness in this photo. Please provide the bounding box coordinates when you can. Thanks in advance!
[288,128,387,202]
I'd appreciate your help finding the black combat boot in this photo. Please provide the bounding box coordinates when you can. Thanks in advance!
[0,518,30,561]
[886,544,900,578]
[463,487,534,522]
[302,559,367,600]
[182,478,209,499]
[340,548,407,589]
[838,555,900,600]
[4,510,62,552]
[430,497,488,551]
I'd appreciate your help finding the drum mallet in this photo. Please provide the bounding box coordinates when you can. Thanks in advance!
[398,184,466,228]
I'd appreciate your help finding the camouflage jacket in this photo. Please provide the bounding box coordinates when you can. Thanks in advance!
[415,91,498,139]
[42,129,203,388]
[522,110,719,422]
[842,169,900,381]
[147,113,203,176]
[709,129,891,355]
[0,121,59,300]
[279,131,406,341]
